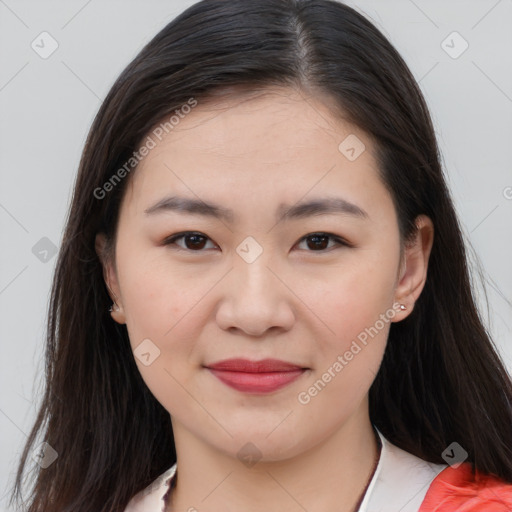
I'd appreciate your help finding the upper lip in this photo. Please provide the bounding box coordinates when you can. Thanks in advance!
[205,358,306,373]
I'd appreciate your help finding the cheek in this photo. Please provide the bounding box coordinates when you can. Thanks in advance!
[303,254,399,347]
[296,270,395,419]
[118,256,206,411]
[117,250,216,369]
[118,250,200,337]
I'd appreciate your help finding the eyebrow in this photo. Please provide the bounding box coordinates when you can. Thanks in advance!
[143,195,368,223]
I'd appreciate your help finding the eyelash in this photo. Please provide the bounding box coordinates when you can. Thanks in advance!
[162,231,353,253]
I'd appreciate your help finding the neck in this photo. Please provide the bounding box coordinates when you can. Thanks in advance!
[167,412,379,512]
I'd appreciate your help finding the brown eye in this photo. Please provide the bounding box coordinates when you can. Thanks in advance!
[164,232,216,251]
[163,231,350,253]
[296,233,349,252]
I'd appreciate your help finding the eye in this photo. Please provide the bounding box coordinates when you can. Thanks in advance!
[295,232,351,252]
[162,231,352,253]
[163,232,217,251]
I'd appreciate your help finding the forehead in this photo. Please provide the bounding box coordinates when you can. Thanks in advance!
[120,86,390,222]
[150,87,365,158]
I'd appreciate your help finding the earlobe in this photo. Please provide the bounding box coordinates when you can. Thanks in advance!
[392,215,434,320]
[95,232,126,325]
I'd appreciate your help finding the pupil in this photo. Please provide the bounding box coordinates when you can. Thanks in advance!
[187,235,206,249]
[308,235,328,250]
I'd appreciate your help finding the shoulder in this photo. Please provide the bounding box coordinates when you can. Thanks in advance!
[419,463,512,512]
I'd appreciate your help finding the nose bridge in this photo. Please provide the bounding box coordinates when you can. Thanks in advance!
[233,241,280,307]
[234,234,275,290]
[215,240,295,335]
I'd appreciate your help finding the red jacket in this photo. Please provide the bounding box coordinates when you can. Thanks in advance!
[419,463,512,511]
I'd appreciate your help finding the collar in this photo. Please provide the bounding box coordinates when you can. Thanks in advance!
[360,430,447,511]
[125,430,447,512]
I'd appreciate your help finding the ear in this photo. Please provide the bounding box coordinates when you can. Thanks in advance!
[392,215,434,321]
[95,232,126,324]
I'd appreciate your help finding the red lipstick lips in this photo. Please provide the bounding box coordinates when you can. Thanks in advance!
[205,358,306,394]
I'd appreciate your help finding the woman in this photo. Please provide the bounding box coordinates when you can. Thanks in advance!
[10,1,512,511]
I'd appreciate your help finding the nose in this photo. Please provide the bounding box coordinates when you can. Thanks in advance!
[215,256,296,337]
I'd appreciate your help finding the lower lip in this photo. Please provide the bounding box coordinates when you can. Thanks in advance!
[207,368,306,394]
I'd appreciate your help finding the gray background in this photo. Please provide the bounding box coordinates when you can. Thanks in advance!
[1,1,511,509]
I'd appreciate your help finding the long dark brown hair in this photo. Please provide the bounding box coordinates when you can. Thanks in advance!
[10,1,512,510]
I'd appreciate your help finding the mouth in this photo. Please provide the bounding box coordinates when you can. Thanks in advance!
[204,358,308,394]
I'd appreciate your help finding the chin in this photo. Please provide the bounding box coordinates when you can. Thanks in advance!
[215,428,313,465]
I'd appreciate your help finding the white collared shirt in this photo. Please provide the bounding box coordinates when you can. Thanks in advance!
[124,430,447,512]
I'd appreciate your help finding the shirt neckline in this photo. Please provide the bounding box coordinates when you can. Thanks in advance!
[359,430,446,511]
[129,429,447,512]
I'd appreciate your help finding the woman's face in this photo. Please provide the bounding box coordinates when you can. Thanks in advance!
[97,87,430,462]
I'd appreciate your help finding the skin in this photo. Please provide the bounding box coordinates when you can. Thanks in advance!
[96,86,433,512]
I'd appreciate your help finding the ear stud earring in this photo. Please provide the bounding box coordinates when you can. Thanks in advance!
[400,304,407,311]
[105,282,121,313]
